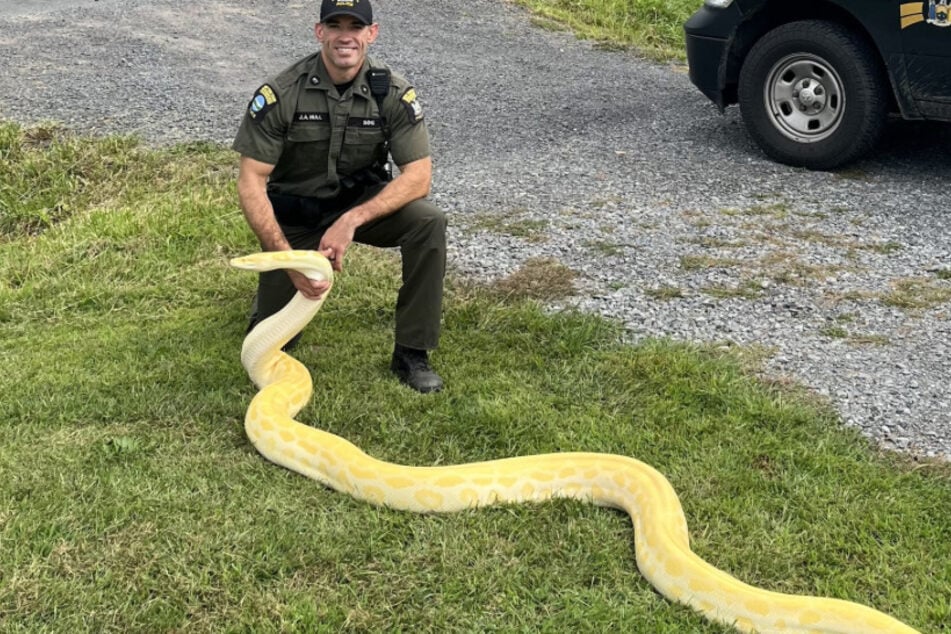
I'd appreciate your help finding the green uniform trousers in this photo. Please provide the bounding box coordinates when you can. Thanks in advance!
[251,187,446,351]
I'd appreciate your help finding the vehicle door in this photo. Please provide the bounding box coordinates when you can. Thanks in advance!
[899,0,951,112]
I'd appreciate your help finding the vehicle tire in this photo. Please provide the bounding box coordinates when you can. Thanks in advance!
[738,20,888,170]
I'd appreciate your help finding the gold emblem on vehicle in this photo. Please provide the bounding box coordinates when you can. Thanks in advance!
[901,0,951,28]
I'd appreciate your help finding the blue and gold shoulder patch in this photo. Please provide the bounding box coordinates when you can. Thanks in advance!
[248,84,279,123]
[400,87,424,124]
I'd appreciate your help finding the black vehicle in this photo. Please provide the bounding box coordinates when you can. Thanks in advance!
[684,0,951,169]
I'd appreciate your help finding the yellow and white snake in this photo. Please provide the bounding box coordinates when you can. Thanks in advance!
[231,250,920,634]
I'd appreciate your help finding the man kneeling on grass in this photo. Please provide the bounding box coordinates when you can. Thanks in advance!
[232,0,446,393]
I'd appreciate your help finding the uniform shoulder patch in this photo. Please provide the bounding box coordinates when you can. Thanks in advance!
[399,87,424,124]
[248,84,279,123]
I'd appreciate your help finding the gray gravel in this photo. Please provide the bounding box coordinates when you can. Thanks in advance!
[2,0,949,460]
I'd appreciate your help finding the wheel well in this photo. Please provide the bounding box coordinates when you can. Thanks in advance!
[722,1,894,109]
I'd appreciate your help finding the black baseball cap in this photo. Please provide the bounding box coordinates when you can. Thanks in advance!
[320,0,373,24]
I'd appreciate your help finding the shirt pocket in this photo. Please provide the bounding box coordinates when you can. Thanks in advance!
[287,123,331,144]
[338,127,386,174]
[285,124,332,174]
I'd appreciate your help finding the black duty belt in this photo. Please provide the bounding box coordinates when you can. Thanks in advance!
[268,187,365,229]
[269,164,391,229]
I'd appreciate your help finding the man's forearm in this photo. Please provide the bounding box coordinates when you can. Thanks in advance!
[338,158,432,231]
[237,177,289,252]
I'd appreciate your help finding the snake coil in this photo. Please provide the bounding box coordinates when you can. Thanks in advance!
[231,250,918,634]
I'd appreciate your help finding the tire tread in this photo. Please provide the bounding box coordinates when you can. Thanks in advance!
[738,20,888,170]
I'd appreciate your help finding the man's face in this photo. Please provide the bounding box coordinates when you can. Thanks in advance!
[315,16,379,77]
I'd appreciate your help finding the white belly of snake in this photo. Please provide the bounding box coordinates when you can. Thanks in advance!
[231,250,919,634]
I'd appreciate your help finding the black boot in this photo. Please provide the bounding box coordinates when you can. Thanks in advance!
[390,344,443,393]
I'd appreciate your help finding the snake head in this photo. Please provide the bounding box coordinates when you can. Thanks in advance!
[230,250,334,282]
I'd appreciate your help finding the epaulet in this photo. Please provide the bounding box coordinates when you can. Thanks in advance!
[271,52,322,93]
[368,57,411,94]
[245,53,319,125]
[366,58,422,125]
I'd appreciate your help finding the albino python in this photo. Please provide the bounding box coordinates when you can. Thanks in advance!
[231,250,919,634]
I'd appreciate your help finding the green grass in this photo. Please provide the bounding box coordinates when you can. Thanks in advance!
[2,121,950,633]
[512,0,699,61]
[883,278,951,310]
[466,211,551,244]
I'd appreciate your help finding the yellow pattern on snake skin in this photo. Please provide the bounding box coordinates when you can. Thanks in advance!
[231,250,919,634]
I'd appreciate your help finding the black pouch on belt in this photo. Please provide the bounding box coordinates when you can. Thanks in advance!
[268,192,337,229]
[268,187,367,229]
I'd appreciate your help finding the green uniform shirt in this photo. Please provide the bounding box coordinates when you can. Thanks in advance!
[232,53,431,199]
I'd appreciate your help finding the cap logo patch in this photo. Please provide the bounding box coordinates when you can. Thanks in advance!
[320,0,372,24]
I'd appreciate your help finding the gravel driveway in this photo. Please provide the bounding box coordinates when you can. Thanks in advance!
[2,0,949,460]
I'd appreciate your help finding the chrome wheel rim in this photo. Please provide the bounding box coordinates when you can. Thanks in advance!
[764,53,845,143]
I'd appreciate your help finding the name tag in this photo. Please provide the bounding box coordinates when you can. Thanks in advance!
[294,112,329,122]
[348,117,383,129]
